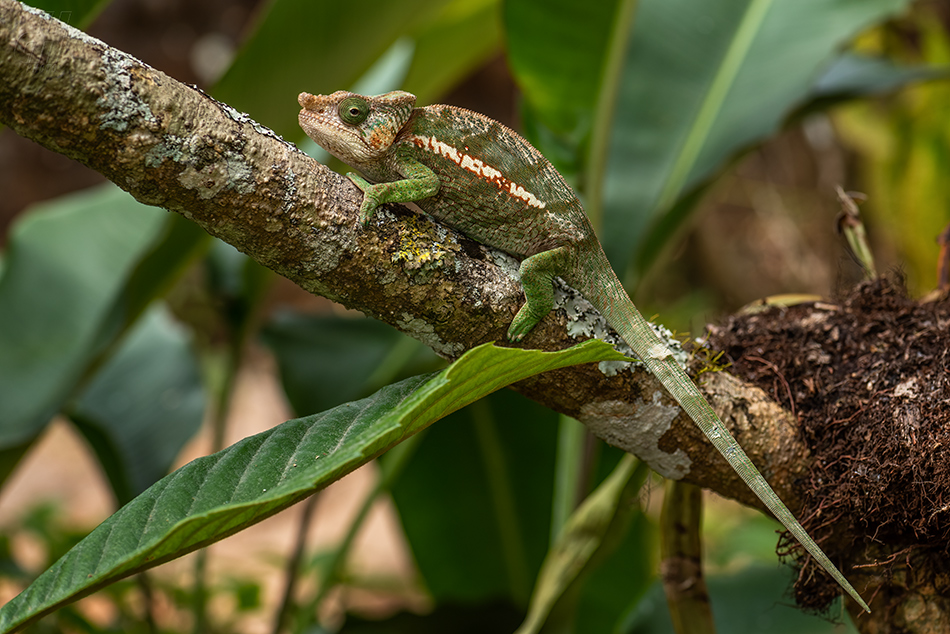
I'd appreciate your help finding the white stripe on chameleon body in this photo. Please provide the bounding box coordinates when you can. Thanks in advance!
[410,134,547,210]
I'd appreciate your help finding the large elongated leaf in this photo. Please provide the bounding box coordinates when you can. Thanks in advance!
[809,52,950,101]
[262,313,439,415]
[213,0,451,137]
[626,567,859,633]
[402,0,503,104]
[515,455,645,634]
[505,0,627,135]
[604,0,910,278]
[0,185,167,449]
[69,306,206,506]
[391,390,558,605]
[0,340,627,633]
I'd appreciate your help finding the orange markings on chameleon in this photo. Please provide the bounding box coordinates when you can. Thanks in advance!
[410,134,546,210]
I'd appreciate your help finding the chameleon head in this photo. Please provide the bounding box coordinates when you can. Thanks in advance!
[298,90,416,168]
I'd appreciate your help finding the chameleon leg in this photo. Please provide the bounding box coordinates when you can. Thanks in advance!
[508,247,572,341]
[347,157,440,225]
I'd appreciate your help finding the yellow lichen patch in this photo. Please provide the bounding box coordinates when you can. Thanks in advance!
[391,214,458,270]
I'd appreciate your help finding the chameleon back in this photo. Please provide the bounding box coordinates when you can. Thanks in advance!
[395,105,591,258]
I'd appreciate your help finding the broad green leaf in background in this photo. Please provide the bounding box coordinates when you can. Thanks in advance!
[337,602,523,632]
[808,52,950,102]
[603,0,911,280]
[68,306,206,506]
[117,213,209,334]
[505,0,627,136]
[515,455,647,634]
[550,415,588,542]
[505,0,635,211]
[0,185,168,450]
[262,313,440,415]
[402,0,504,104]
[572,505,655,634]
[391,390,557,606]
[214,0,453,138]
[0,340,628,633]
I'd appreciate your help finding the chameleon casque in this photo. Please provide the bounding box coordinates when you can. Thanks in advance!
[298,90,869,612]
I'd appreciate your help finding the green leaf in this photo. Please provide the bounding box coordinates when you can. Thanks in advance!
[550,416,588,542]
[261,313,439,415]
[120,213,209,330]
[0,340,627,633]
[505,0,627,135]
[213,0,452,137]
[0,185,167,450]
[337,602,523,633]
[626,566,859,634]
[573,509,655,633]
[515,456,647,634]
[391,390,557,605]
[603,0,911,279]
[810,52,950,100]
[506,0,637,228]
[69,306,206,505]
[402,0,504,103]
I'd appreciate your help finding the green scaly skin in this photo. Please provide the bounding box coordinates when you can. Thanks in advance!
[298,90,870,613]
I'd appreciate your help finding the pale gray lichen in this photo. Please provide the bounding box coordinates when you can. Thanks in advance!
[488,250,522,278]
[580,394,691,479]
[546,279,687,377]
[21,6,155,134]
[176,146,254,199]
[482,248,688,378]
[144,135,185,166]
[597,324,686,376]
[98,49,156,132]
[396,313,464,357]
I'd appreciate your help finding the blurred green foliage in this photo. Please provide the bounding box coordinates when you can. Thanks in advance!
[2,0,945,632]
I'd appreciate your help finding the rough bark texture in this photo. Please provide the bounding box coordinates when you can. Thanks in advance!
[4,2,946,628]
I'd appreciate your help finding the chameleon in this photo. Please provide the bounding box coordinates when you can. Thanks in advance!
[297,89,870,613]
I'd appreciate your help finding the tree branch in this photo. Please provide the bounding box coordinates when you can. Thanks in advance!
[0,0,809,513]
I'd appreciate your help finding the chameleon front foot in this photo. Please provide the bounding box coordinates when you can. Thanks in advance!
[346,172,380,225]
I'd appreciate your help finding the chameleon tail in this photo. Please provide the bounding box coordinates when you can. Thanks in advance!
[574,247,871,613]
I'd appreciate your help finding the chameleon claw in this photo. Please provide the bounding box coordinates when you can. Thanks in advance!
[347,173,380,226]
[358,200,378,226]
[507,300,548,342]
[506,313,535,342]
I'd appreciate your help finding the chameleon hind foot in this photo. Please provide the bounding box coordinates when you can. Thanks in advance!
[507,248,572,341]
[507,305,544,342]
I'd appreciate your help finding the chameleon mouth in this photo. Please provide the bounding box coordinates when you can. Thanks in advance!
[297,104,341,140]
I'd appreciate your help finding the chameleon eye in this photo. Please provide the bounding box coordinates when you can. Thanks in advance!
[338,97,369,125]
